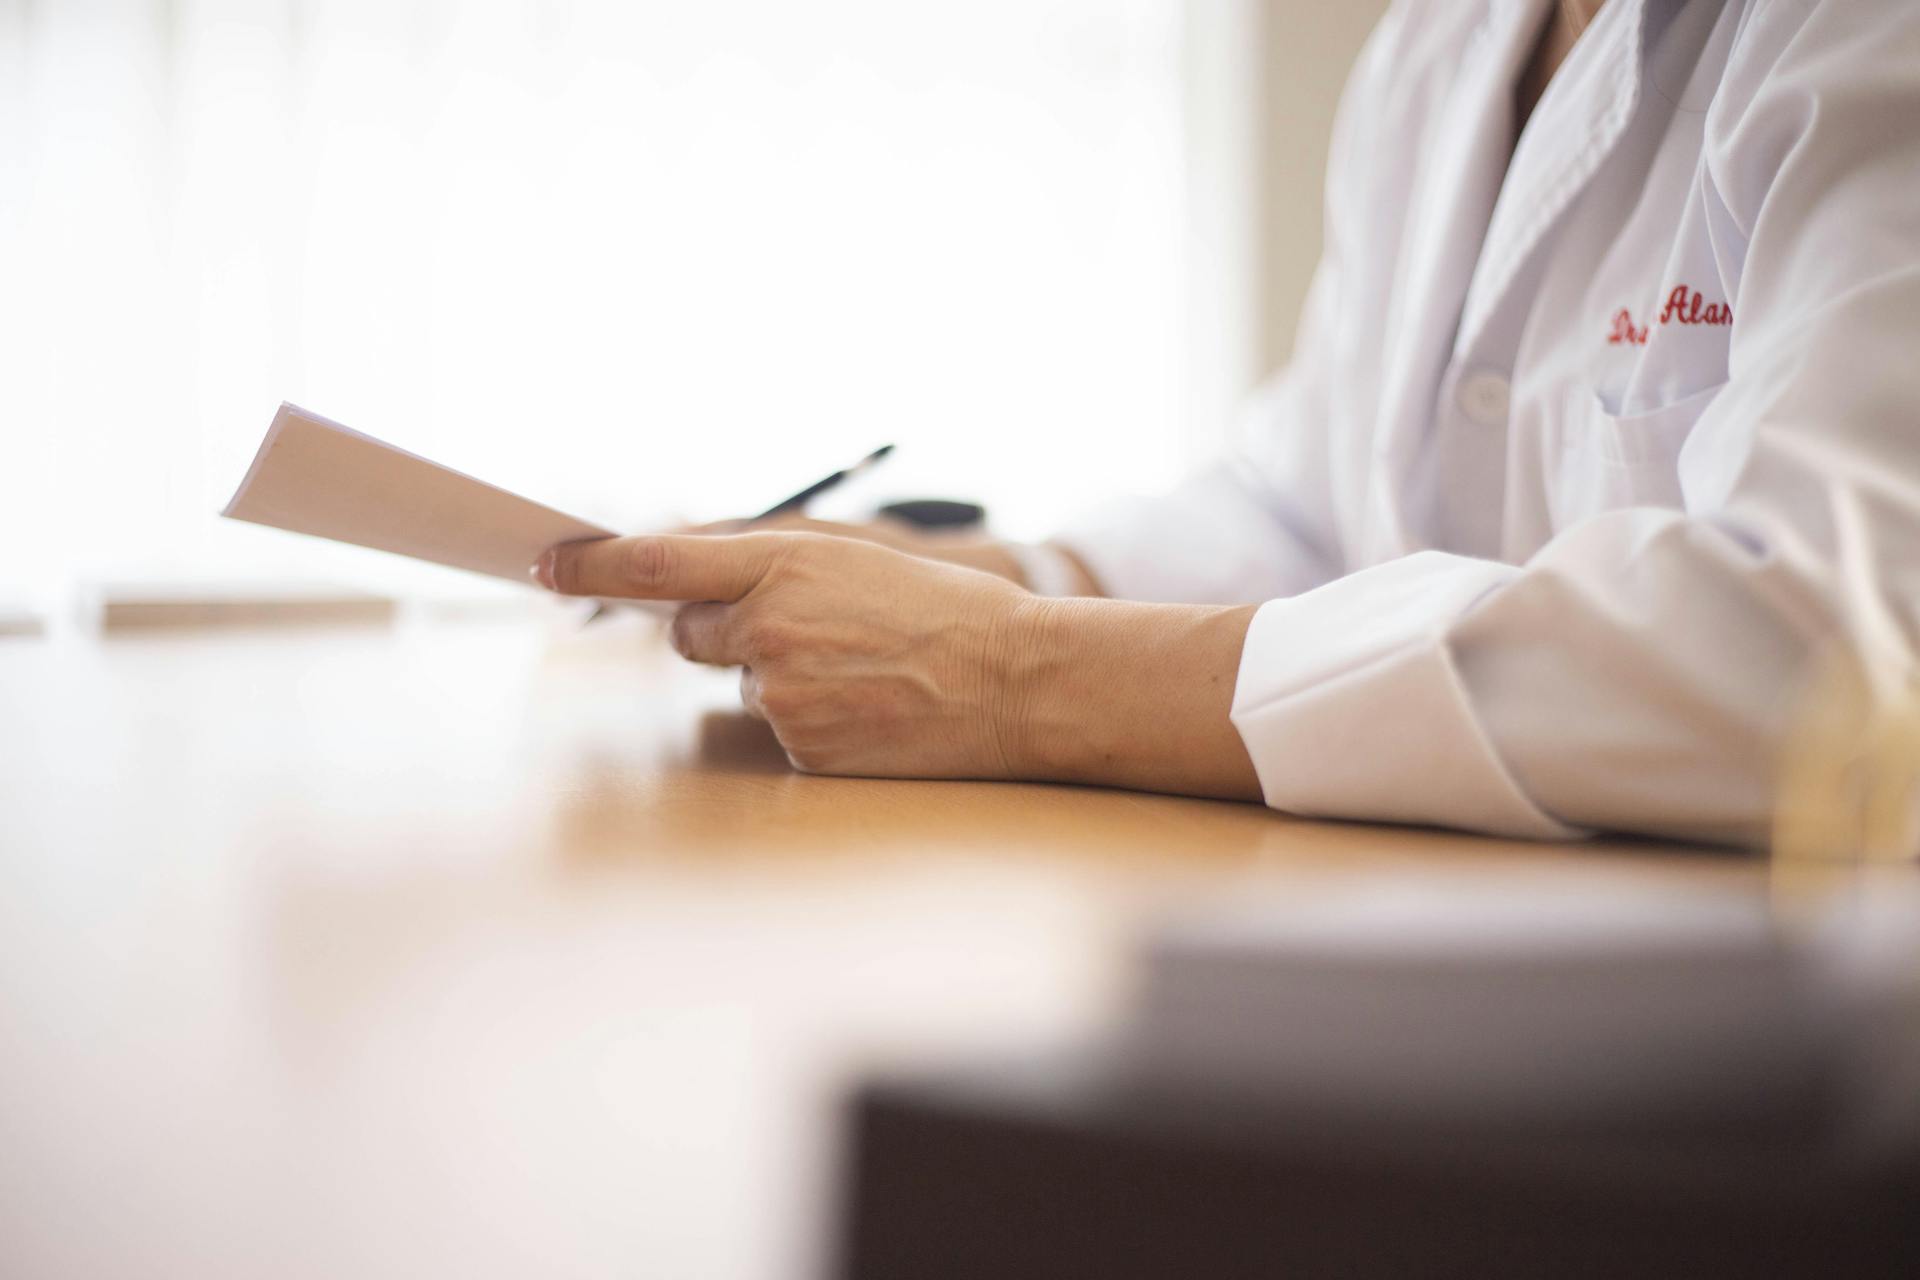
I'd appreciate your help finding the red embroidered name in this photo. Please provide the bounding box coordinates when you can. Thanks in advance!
[1608,309,1649,346]
[1606,284,1733,346]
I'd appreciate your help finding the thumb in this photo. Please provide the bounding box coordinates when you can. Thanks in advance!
[536,532,784,602]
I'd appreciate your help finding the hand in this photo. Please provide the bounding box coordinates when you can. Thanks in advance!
[532,531,1261,799]
[536,532,1034,778]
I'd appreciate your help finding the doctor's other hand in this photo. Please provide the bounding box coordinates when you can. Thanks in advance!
[530,531,1262,799]
[537,531,1036,779]
[685,514,1099,596]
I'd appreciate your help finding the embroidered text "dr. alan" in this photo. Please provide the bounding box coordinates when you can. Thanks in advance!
[1608,285,1734,347]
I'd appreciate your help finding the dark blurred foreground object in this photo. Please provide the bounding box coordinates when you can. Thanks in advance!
[839,1054,1920,1280]
[836,873,1920,1279]
[876,499,985,530]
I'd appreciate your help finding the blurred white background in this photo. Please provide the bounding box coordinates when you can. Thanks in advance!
[0,0,1382,619]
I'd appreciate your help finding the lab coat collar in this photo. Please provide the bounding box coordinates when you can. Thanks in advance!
[1456,0,1652,357]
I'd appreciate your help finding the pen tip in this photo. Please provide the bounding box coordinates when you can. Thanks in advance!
[866,444,894,464]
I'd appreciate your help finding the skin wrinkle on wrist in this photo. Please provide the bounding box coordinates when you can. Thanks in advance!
[982,594,1056,779]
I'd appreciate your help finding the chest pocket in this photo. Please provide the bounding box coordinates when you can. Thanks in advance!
[1548,382,1723,527]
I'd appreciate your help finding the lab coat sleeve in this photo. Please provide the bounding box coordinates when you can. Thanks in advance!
[1050,322,1341,605]
[1232,0,1920,846]
[1048,7,1412,605]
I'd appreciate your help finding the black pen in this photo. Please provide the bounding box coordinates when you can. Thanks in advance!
[753,443,893,520]
[580,443,895,625]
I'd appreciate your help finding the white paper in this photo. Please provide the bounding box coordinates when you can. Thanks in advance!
[222,402,622,584]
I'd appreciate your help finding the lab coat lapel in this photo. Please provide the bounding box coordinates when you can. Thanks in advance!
[1364,0,1546,561]
[1455,0,1651,356]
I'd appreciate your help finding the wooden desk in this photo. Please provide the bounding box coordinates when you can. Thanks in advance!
[0,617,1746,1280]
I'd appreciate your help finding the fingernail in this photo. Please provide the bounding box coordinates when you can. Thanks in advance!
[529,549,554,589]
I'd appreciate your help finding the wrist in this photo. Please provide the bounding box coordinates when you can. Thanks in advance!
[979,593,1070,779]
[979,594,1263,798]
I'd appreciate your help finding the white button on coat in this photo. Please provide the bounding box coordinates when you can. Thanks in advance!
[1456,371,1511,426]
[1056,0,1920,847]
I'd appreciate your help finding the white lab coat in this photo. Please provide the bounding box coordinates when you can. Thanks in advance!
[1057,0,1920,846]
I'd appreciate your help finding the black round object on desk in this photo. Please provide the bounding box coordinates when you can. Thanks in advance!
[877,500,985,530]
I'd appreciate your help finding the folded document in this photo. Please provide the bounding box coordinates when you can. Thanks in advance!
[222,402,632,598]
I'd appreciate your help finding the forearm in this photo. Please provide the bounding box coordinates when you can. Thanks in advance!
[994,597,1262,800]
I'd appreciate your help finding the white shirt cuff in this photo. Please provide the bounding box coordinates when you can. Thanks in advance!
[1229,552,1585,841]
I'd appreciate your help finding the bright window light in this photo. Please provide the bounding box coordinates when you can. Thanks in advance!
[0,0,1194,607]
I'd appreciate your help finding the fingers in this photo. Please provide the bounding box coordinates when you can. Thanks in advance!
[669,603,751,667]
[536,532,785,602]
